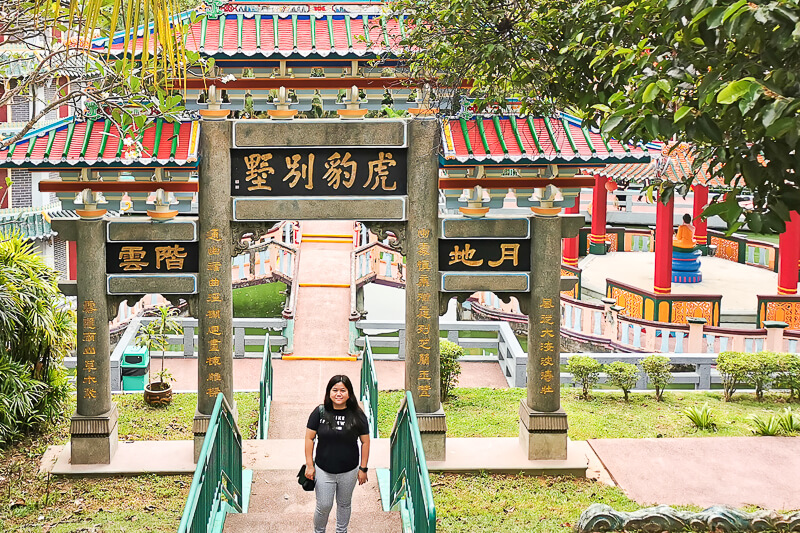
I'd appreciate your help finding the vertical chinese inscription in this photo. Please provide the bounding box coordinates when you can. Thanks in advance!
[415,228,433,401]
[204,227,223,401]
[81,300,98,401]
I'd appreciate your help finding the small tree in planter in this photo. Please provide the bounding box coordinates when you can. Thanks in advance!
[135,305,181,406]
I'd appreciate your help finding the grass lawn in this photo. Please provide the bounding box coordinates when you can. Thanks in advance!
[378,387,798,439]
[0,392,260,532]
[432,473,650,532]
[233,281,286,318]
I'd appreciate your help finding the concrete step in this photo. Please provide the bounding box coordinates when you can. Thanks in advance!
[224,469,401,532]
[224,510,402,532]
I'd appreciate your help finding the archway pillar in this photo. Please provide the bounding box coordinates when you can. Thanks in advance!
[70,218,118,464]
[194,117,235,462]
[405,118,445,461]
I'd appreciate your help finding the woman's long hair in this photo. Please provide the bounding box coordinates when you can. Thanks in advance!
[321,375,364,431]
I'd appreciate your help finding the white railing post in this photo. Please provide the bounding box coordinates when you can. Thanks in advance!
[764,321,789,352]
[687,317,707,353]
[601,297,619,341]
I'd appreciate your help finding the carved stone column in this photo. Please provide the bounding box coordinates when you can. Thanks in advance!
[405,118,446,460]
[194,117,234,461]
[72,218,118,464]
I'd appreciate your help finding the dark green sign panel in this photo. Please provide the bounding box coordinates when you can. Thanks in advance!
[231,148,407,196]
[438,239,531,272]
[106,242,199,274]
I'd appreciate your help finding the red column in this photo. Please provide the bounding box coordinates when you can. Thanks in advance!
[778,211,800,295]
[68,240,77,281]
[692,184,708,247]
[562,196,580,266]
[589,174,608,254]
[654,193,675,295]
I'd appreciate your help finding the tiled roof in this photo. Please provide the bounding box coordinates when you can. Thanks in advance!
[92,12,405,59]
[0,118,200,168]
[440,115,655,166]
[593,143,726,187]
[0,211,55,241]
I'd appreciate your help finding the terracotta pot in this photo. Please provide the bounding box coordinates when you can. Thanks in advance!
[144,381,173,406]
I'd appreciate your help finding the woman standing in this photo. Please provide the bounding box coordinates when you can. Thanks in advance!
[305,375,370,533]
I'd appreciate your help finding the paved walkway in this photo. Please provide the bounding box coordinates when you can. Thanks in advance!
[580,252,777,313]
[589,436,800,510]
[290,220,355,359]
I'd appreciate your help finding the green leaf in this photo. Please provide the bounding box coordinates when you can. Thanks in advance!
[656,79,670,93]
[674,106,695,123]
[762,100,790,128]
[722,0,748,23]
[642,82,660,103]
[707,6,727,29]
[765,117,797,138]
[717,78,755,105]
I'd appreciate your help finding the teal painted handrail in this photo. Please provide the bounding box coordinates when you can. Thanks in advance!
[178,393,243,533]
[258,333,273,439]
[359,336,379,438]
[389,391,436,533]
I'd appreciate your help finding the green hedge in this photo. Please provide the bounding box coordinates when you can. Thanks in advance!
[718,351,799,401]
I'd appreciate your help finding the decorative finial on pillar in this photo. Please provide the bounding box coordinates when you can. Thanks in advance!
[75,188,108,219]
[337,84,368,119]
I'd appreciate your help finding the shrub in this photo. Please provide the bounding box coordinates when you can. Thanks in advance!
[439,339,462,401]
[749,414,782,436]
[605,361,639,401]
[742,351,779,400]
[567,355,602,400]
[640,355,672,402]
[684,403,716,431]
[0,351,49,447]
[778,407,800,434]
[775,352,800,400]
[716,351,748,402]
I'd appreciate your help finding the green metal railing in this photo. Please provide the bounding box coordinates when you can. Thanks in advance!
[258,333,273,439]
[390,391,436,533]
[359,336,379,438]
[178,393,243,533]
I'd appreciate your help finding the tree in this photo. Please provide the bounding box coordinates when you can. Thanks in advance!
[391,0,800,229]
[1,0,201,148]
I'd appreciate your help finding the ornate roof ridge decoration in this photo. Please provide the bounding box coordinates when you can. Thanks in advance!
[591,141,730,188]
[0,117,200,169]
[92,5,406,59]
[440,113,656,166]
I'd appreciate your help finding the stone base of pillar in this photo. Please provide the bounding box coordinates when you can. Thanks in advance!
[193,412,211,463]
[588,241,606,255]
[519,401,567,460]
[70,405,119,464]
[417,409,447,461]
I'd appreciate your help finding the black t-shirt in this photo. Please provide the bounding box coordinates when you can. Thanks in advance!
[307,405,369,474]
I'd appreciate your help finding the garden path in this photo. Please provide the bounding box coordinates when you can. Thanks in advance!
[589,436,800,509]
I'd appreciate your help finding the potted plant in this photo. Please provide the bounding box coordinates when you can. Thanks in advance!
[136,305,181,406]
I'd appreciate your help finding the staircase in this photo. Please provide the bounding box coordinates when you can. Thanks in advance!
[223,469,400,532]
[289,220,356,360]
[223,223,402,531]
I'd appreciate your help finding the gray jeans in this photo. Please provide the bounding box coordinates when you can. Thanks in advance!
[313,465,359,533]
